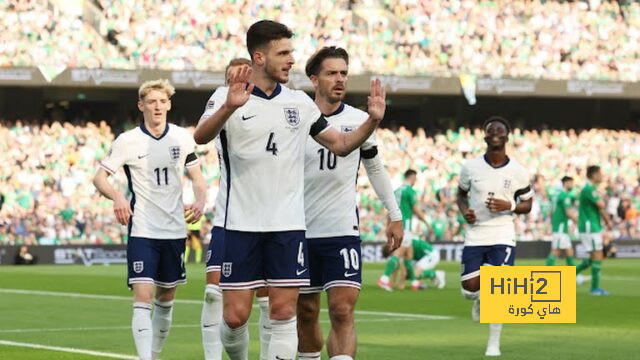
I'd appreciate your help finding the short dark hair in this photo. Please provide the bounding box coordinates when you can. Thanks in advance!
[561,176,573,184]
[404,169,417,178]
[246,20,293,60]
[225,58,252,85]
[483,116,511,133]
[587,165,601,179]
[305,46,349,77]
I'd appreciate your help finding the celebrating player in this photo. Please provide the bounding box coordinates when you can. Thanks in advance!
[378,169,430,291]
[575,165,614,295]
[296,46,403,360]
[193,20,386,360]
[456,116,533,357]
[93,79,206,360]
[546,176,578,267]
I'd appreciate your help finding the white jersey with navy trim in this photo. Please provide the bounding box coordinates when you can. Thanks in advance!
[199,83,329,232]
[304,103,376,238]
[100,123,199,239]
[458,155,533,246]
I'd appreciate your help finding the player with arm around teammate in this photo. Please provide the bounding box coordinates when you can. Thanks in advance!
[93,79,206,360]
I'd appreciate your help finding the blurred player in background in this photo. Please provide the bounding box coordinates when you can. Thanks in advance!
[296,46,402,360]
[576,165,614,296]
[378,169,430,291]
[456,116,533,357]
[93,79,206,360]
[546,176,578,267]
[381,238,445,290]
[185,216,203,263]
[193,20,386,360]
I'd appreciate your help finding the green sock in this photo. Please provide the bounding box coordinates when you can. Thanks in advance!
[591,260,602,291]
[383,256,400,276]
[545,254,556,266]
[566,256,576,266]
[404,259,416,281]
[420,269,436,279]
[184,246,191,263]
[195,248,203,263]
[576,259,591,274]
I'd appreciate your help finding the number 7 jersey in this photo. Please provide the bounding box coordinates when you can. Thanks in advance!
[199,84,329,232]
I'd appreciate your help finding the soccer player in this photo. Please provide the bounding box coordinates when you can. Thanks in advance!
[546,176,578,267]
[456,116,533,357]
[575,165,614,295]
[93,79,206,360]
[296,46,403,360]
[193,21,386,360]
[200,57,277,360]
[378,169,430,291]
[381,238,446,290]
[185,216,203,263]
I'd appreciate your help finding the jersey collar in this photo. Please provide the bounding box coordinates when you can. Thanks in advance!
[483,154,510,169]
[251,83,281,100]
[140,122,169,140]
[323,102,345,117]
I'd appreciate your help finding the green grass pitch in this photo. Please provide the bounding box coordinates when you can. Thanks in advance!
[0,259,638,359]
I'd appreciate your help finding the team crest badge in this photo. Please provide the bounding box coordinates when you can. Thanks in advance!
[503,179,511,189]
[169,146,180,161]
[222,262,233,277]
[284,108,300,127]
[133,261,144,274]
[341,125,355,133]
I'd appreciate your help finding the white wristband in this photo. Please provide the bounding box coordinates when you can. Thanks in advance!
[510,198,517,212]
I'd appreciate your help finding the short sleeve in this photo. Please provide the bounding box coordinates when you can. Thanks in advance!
[100,135,129,175]
[585,188,600,204]
[408,188,418,207]
[360,131,378,159]
[183,130,199,168]
[514,168,534,201]
[458,162,471,192]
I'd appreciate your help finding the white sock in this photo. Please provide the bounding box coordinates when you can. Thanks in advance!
[257,296,271,360]
[268,317,297,360]
[379,275,390,283]
[151,300,174,358]
[299,351,321,359]
[202,284,223,360]
[132,302,153,360]
[461,288,480,300]
[488,323,503,346]
[221,321,249,360]
[330,356,354,360]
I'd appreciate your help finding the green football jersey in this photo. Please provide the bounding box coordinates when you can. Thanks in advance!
[578,182,602,233]
[551,190,573,234]
[395,184,417,230]
[412,239,433,260]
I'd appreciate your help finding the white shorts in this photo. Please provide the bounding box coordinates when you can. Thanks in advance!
[579,232,603,252]
[551,233,572,250]
[401,230,414,247]
[415,251,440,271]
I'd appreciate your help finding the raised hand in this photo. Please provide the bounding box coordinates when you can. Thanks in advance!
[367,79,386,122]
[225,65,254,109]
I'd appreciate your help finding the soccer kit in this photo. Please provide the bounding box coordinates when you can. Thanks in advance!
[201,83,329,290]
[100,123,199,288]
[413,239,440,270]
[302,103,380,293]
[578,182,604,252]
[458,155,533,281]
[551,190,574,249]
[395,183,418,247]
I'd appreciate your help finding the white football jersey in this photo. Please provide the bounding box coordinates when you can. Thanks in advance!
[100,123,199,239]
[304,103,376,238]
[200,84,329,232]
[458,155,533,246]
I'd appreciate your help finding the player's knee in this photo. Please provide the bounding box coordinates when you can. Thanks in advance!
[155,287,176,302]
[328,301,355,328]
[223,309,250,329]
[462,278,480,292]
[270,300,296,321]
[297,298,320,325]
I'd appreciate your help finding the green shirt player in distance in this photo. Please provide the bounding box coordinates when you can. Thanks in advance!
[546,176,578,267]
[381,239,446,290]
[575,166,613,296]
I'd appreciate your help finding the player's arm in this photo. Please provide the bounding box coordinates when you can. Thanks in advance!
[184,156,207,224]
[193,66,254,144]
[362,153,402,251]
[565,208,578,223]
[93,168,131,226]
[456,163,476,224]
[313,79,385,156]
[593,194,614,229]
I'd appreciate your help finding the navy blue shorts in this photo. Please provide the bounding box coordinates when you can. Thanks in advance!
[219,230,309,290]
[127,237,186,288]
[460,245,515,282]
[205,226,225,273]
[300,236,362,294]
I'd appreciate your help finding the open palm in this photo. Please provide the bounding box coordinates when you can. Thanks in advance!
[367,79,386,122]
[226,65,254,109]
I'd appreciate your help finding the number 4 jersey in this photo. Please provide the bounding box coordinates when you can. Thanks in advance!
[199,84,329,232]
[99,123,199,239]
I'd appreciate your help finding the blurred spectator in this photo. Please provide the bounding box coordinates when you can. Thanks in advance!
[14,245,36,264]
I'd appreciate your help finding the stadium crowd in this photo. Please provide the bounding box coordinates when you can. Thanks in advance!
[1,120,638,246]
[1,0,639,81]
